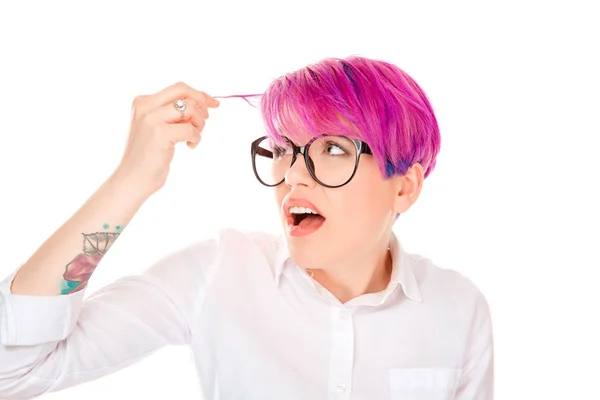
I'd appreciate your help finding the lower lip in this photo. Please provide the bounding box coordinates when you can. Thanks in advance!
[287,217,326,237]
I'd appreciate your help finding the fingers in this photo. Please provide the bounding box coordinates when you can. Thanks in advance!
[152,82,220,110]
[151,99,207,131]
[165,122,201,146]
[128,82,218,153]
[131,82,219,123]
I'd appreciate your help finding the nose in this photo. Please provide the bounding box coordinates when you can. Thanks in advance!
[284,155,316,188]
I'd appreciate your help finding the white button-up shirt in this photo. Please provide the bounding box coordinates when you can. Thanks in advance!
[0,229,493,399]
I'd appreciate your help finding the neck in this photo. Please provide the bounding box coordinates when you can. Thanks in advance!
[310,241,393,304]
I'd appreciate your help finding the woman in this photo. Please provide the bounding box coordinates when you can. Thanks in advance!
[0,56,493,399]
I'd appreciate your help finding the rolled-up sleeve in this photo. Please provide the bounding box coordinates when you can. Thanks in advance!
[0,237,219,399]
[0,267,86,347]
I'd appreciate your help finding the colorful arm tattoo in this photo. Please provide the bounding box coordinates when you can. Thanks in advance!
[59,225,122,295]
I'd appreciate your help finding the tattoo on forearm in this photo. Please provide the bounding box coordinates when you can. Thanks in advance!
[60,225,122,295]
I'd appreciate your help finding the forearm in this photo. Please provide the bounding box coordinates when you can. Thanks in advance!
[10,172,148,296]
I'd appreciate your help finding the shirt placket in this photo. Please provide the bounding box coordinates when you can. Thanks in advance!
[328,305,355,399]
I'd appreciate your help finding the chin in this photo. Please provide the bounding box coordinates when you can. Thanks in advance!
[288,248,321,269]
[284,240,315,268]
[279,217,337,268]
[285,238,337,270]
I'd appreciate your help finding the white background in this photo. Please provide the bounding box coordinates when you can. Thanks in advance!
[1,0,599,399]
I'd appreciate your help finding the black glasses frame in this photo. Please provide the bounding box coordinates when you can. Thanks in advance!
[250,135,373,188]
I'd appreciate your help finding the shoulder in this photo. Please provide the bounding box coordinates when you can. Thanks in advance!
[186,227,282,258]
[180,228,284,273]
[406,251,490,320]
[144,228,281,275]
[140,228,283,300]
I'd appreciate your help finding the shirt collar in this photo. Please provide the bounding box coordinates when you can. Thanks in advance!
[273,233,423,303]
[387,232,423,303]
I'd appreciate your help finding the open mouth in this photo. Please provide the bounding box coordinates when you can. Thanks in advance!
[288,206,326,231]
[283,201,327,236]
[292,212,326,227]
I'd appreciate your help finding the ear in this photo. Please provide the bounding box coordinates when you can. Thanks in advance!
[393,163,425,214]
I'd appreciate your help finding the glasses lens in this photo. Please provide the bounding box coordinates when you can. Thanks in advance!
[308,136,357,186]
[253,137,292,185]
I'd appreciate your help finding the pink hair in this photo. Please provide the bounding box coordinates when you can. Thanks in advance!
[217,55,441,178]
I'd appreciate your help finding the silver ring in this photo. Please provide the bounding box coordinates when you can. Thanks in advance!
[174,99,187,119]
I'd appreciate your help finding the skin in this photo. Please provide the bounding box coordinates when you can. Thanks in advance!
[10,82,217,297]
[60,230,121,294]
[275,132,425,304]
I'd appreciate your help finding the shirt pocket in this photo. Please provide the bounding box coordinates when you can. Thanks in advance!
[389,367,462,400]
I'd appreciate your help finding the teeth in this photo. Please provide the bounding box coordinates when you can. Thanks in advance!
[289,206,319,215]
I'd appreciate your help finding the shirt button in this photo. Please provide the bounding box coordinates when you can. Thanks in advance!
[336,383,347,393]
[339,309,349,320]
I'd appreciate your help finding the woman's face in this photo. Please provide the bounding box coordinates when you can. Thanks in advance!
[274,134,423,270]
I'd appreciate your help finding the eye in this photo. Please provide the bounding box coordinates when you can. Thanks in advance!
[272,143,292,159]
[324,142,347,156]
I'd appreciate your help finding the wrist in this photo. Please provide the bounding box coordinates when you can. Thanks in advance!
[104,170,150,209]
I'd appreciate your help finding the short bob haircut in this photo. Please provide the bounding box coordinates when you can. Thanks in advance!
[259,56,441,179]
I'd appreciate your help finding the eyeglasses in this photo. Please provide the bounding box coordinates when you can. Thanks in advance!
[251,135,373,188]
[212,95,374,188]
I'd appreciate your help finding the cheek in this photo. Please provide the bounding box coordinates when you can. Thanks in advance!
[330,183,393,225]
[274,186,288,207]
[334,169,396,223]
